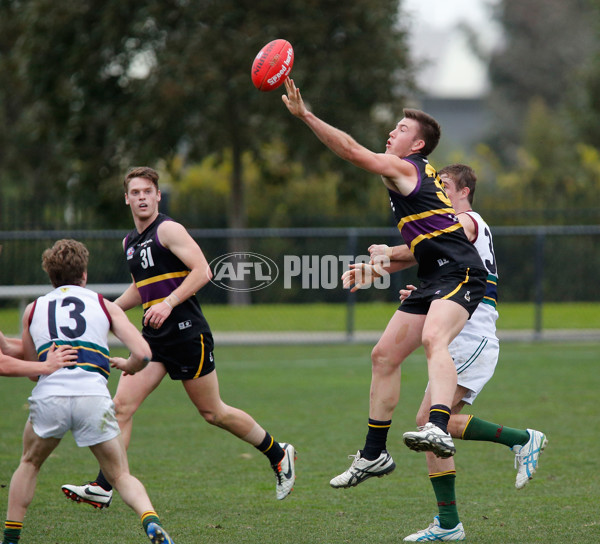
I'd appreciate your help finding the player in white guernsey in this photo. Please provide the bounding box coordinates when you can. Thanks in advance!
[340,165,547,542]
[1,239,175,544]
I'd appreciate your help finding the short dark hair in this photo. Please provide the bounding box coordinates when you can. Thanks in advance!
[403,108,441,156]
[124,167,159,192]
[439,163,477,205]
[42,239,89,288]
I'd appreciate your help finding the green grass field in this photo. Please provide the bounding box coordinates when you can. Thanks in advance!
[1,301,599,335]
[1,341,599,543]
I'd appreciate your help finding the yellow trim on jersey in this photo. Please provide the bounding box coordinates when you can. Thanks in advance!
[408,222,464,252]
[442,268,470,300]
[135,270,189,288]
[142,296,168,310]
[193,333,205,379]
[397,207,455,230]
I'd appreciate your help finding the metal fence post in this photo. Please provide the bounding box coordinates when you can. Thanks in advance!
[533,231,546,339]
[346,228,358,342]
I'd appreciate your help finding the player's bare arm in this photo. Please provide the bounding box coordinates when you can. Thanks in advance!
[0,331,23,358]
[142,220,212,329]
[0,343,76,377]
[115,278,143,312]
[456,213,477,242]
[282,78,417,194]
[15,304,77,378]
[106,299,152,375]
[21,304,39,362]
[369,243,416,265]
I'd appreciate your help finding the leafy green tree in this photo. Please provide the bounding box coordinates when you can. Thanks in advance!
[569,0,600,150]
[485,0,597,163]
[0,0,411,230]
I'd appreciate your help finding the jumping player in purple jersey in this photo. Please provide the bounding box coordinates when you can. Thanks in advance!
[283,78,487,486]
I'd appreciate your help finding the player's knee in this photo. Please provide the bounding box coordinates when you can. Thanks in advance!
[421,332,446,357]
[371,344,399,374]
[198,407,222,426]
[20,454,44,471]
[113,396,135,421]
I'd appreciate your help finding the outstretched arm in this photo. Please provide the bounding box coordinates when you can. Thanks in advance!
[282,78,415,191]
[369,243,417,272]
[2,306,78,378]
[0,343,77,377]
[0,331,24,358]
[105,299,152,375]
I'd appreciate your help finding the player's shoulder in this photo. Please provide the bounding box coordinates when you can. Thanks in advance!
[156,215,194,247]
[157,216,187,234]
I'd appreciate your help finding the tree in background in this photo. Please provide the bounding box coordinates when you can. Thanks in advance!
[459,0,600,225]
[485,0,597,163]
[0,0,411,231]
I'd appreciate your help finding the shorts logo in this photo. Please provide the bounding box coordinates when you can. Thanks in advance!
[178,320,192,330]
[209,252,279,292]
[464,291,471,302]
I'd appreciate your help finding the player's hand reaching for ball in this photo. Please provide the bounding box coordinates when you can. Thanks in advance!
[282,78,308,118]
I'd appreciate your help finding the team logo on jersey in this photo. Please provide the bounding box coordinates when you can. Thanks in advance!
[209,252,279,292]
[178,320,192,330]
[126,247,135,260]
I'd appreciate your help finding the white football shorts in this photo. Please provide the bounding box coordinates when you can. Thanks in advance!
[28,395,120,447]
[449,331,500,405]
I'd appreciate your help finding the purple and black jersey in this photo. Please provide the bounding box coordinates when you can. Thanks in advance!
[124,213,211,341]
[388,153,484,280]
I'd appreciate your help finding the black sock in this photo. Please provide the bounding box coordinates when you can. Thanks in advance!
[362,418,392,460]
[95,470,113,492]
[429,405,451,434]
[256,432,285,465]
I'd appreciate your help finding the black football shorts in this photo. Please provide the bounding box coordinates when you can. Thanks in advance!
[399,266,487,318]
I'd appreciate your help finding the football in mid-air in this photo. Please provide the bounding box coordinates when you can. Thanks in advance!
[251,39,294,92]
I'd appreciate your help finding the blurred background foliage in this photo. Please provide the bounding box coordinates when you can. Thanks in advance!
[0,0,599,231]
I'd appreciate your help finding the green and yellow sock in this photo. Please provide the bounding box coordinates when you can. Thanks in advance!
[430,471,459,529]
[462,416,529,447]
[141,511,161,533]
[3,520,23,544]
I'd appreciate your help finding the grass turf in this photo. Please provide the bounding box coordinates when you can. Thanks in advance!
[1,301,599,335]
[1,341,599,543]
